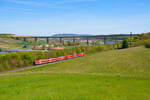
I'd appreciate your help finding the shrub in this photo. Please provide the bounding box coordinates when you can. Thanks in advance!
[74,47,82,53]
[0,48,5,52]
[0,48,2,52]
[0,51,51,71]
[122,40,129,49]
[131,32,150,47]
[145,42,150,48]
[53,50,65,57]
[80,46,86,53]
[87,46,105,54]
[133,39,150,47]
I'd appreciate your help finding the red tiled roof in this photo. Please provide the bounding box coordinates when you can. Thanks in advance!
[51,48,64,50]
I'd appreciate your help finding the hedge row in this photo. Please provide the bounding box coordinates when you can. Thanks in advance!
[0,45,117,71]
[0,51,48,71]
[0,47,87,71]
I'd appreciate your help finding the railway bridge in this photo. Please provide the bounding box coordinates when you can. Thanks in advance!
[15,33,138,45]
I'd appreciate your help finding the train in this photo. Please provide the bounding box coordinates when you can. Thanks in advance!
[34,53,86,65]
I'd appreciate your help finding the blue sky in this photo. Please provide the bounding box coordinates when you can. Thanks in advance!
[0,0,150,36]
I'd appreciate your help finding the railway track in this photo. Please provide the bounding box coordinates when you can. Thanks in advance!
[0,53,86,74]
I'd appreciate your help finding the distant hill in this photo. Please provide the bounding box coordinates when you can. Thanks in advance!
[51,33,94,37]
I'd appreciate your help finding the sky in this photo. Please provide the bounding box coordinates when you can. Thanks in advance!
[0,0,150,36]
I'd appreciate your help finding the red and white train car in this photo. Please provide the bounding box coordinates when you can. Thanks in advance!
[34,53,86,65]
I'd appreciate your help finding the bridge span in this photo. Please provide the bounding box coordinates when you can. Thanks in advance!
[15,34,138,45]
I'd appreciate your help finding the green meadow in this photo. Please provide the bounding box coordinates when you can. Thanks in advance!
[0,47,150,100]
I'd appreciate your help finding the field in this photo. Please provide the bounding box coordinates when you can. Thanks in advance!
[0,35,51,50]
[0,47,150,100]
[0,36,30,49]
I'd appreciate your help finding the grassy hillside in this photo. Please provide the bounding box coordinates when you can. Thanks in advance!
[0,47,150,100]
[0,34,34,49]
[23,46,150,77]
[0,36,26,49]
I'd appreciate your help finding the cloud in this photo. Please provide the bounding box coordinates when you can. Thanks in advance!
[5,0,42,6]
[55,0,96,4]
[5,0,96,6]
[2,0,96,11]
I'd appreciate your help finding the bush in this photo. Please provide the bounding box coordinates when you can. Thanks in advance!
[130,32,150,47]
[122,40,129,49]
[145,42,150,48]
[0,48,5,52]
[87,46,106,54]
[0,51,50,71]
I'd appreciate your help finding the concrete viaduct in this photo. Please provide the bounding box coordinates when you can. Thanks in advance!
[15,34,138,45]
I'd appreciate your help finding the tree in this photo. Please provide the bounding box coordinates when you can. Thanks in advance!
[0,48,2,52]
[41,45,46,50]
[32,42,38,50]
[67,41,73,46]
[122,40,129,49]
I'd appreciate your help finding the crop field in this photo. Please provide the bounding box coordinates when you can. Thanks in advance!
[0,47,150,100]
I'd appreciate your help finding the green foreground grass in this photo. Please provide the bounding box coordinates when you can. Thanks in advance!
[0,47,150,100]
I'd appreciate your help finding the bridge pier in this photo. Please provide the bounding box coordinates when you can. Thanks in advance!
[46,37,50,44]
[115,36,117,43]
[23,37,26,41]
[130,32,132,48]
[73,37,76,43]
[104,36,107,45]
[34,37,38,42]
[60,37,63,44]
[86,37,89,46]
[16,37,19,40]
